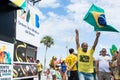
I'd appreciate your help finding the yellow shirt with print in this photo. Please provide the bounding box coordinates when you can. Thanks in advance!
[78,47,94,73]
[65,54,77,71]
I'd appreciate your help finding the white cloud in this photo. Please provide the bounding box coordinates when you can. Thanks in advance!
[38,0,120,65]
[67,3,89,15]
[38,0,120,48]
[70,0,81,3]
[67,0,120,35]
[47,12,58,17]
[39,0,120,49]
[38,0,60,8]
[39,12,77,42]
[37,9,46,20]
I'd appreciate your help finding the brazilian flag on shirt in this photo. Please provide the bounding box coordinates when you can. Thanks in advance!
[84,4,119,32]
[10,0,26,10]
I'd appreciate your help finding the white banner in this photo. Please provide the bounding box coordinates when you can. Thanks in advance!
[0,64,13,80]
[0,40,14,64]
[16,4,40,47]
[0,40,14,80]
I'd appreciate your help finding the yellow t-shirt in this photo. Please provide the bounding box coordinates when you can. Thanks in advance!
[65,54,77,71]
[37,63,42,72]
[78,47,94,73]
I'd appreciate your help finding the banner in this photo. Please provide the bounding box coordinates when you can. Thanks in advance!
[16,4,41,47]
[0,40,14,64]
[13,64,37,78]
[0,40,14,80]
[0,64,13,80]
[14,40,37,62]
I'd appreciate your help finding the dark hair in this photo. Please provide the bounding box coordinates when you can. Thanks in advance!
[116,51,119,54]
[36,60,39,63]
[81,42,88,47]
[69,48,74,54]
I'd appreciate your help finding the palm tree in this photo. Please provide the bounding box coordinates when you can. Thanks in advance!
[40,36,54,71]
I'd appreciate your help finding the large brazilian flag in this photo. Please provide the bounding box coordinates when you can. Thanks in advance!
[10,0,26,10]
[84,4,119,32]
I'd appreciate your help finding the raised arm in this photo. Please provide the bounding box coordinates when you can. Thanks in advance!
[75,29,80,49]
[92,32,100,50]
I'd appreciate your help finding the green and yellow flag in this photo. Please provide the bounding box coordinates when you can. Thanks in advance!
[110,44,117,56]
[84,4,119,32]
[10,0,26,10]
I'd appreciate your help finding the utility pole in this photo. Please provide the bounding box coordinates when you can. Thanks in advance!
[66,40,69,56]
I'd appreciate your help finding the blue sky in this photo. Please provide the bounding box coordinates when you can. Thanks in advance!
[36,0,120,67]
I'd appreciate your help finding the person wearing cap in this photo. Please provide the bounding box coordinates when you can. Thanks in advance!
[75,29,100,80]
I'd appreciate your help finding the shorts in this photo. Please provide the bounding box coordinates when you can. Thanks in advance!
[50,68,56,75]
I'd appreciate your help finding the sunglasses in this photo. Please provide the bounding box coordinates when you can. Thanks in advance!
[102,51,106,52]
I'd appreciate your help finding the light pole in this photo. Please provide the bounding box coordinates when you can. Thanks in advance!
[29,0,41,5]
[66,40,69,56]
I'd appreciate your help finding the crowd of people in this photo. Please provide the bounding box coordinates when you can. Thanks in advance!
[37,29,120,80]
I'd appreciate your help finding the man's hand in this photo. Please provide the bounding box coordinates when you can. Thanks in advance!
[92,32,100,50]
[95,68,99,74]
[96,32,100,37]
[75,29,78,34]
[75,29,80,49]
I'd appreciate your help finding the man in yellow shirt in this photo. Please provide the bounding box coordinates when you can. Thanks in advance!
[65,48,79,80]
[75,29,100,80]
[36,60,42,80]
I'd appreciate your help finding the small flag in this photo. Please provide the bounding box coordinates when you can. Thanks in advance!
[84,4,119,32]
[10,0,26,10]
[110,44,117,56]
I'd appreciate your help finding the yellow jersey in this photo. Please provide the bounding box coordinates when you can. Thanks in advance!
[77,47,94,73]
[37,63,42,72]
[65,54,77,71]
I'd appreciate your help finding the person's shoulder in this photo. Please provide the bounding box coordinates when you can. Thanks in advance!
[66,54,73,59]
[70,54,76,57]
[106,55,112,60]
[66,55,70,58]
[113,60,117,66]
[105,55,111,58]
[72,54,77,57]
[37,63,41,66]
[97,55,102,59]
[89,48,95,52]
[78,47,81,50]
[65,56,69,60]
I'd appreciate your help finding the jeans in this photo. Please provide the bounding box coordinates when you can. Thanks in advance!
[78,72,94,80]
[38,71,42,80]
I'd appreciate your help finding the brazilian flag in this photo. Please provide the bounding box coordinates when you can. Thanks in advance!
[10,0,26,10]
[84,4,119,32]
[110,44,117,56]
